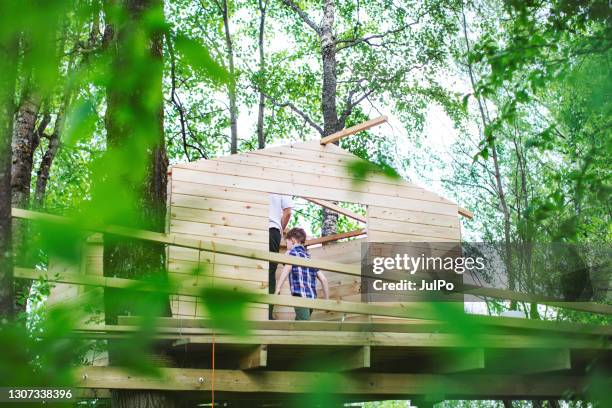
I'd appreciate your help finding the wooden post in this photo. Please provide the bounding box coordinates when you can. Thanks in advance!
[239,345,267,370]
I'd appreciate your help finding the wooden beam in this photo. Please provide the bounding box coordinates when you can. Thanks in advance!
[239,345,267,370]
[486,348,572,374]
[458,207,473,219]
[74,366,588,398]
[117,316,612,337]
[320,116,388,145]
[336,346,370,371]
[68,324,609,349]
[436,348,485,373]
[303,197,366,223]
[305,229,366,247]
[11,208,361,277]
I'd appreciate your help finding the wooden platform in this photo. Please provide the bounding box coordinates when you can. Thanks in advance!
[67,317,612,405]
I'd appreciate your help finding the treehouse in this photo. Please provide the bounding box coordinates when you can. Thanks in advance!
[12,116,612,406]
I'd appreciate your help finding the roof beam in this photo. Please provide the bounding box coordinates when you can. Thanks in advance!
[304,197,366,223]
[320,116,388,145]
[458,207,473,219]
[304,229,366,247]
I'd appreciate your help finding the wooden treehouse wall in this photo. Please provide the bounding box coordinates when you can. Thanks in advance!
[167,140,462,321]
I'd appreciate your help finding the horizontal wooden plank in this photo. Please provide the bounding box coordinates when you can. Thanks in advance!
[70,325,608,349]
[169,247,267,269]
[216,151,406,188]
[171,193,268,217]
[366,230,459,243]
[171,167,457,215]
[170,219,268,244]
[168,261,265,280]
[170,180,269,204]
[305,229,366,247]
[74,366,588,398]
[367,217,460,240]
[171,206,267,229]
[117,316,442,333]
[368,206,460,229]
[168,273,267,292]
[176,158,453,207]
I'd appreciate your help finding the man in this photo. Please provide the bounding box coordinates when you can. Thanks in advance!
[268,194,293,319]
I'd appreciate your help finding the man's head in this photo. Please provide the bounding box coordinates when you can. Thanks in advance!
[285,227,307,249]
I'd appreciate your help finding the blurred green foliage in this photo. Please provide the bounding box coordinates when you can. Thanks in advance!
[0,0,610,407]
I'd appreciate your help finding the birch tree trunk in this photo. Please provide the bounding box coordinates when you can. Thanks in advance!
[319,0,340,237]
[10,84,42,276]
[219,0,239,154]
[256,0,267,149]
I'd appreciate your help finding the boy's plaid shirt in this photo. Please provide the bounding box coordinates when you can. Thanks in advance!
[287,245,319,299]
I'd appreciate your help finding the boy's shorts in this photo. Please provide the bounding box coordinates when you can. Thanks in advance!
[294,306,311,321]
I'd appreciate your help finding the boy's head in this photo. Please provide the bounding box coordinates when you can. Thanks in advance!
[285,227,307,249]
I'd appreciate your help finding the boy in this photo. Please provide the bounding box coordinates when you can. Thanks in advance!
[275,227,329,321]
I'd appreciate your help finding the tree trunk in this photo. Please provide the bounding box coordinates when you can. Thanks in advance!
[220,0,238,154]
[256,0,267,149]
[320,0,339,137]
[319,0,341,237]
[33,130,60,207]
[0,35,19,320]
[461,9,515,302]
[102,0,175,406]
[10,84,42,265]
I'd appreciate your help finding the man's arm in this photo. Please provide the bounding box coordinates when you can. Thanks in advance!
[281,207,292,232]
[275,264,292,295]
[316,271,329,300]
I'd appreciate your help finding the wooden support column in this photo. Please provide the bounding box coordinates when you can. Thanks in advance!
[335,346,371,371]
[239,345,267,370]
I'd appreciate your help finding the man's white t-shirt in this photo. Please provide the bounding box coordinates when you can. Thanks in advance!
[269,194,293,230]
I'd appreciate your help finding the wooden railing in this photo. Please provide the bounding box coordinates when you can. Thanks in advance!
[11,208,612,316]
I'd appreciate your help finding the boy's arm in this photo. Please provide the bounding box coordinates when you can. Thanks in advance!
[275,264,292,295]
[316,271,329,300]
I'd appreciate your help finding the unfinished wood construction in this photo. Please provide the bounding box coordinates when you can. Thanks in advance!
[165,136,462,321]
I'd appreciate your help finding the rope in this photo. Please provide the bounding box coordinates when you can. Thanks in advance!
[210,244,216,408]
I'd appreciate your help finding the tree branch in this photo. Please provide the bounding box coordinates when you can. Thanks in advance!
[260,89,323,135]
[336,22,417,51]
[282,0,321,35]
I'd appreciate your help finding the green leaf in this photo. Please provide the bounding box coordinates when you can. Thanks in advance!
[199,286,255,336]
[62,98,97,147]
[174,34,229,85]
